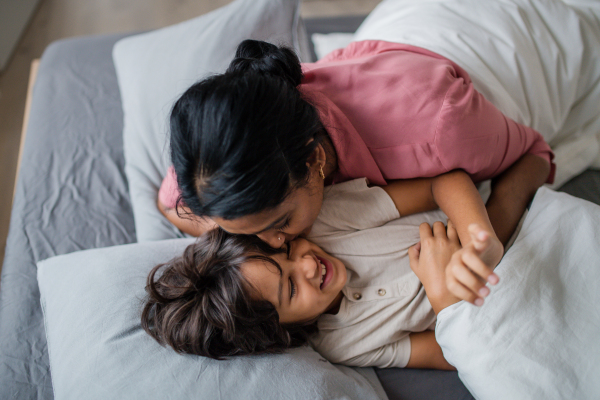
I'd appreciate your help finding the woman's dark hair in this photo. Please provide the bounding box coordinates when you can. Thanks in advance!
[170,39,326,220]
[141,228,318,359]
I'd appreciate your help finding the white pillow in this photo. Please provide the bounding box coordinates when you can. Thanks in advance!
[113,0,310,242]
[311,32,355,60]
[354,0,600,187]
[37,239,387,400]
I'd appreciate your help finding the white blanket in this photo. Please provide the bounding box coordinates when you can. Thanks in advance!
[435,187,600,400]
[353,0,600,188]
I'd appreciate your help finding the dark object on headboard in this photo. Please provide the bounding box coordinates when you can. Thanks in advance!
[558,169,600,205]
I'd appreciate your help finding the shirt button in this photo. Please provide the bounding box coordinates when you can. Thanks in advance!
[378,289,386,296]
[353,293,362,300]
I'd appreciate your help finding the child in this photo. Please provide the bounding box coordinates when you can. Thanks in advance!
[142,177,499,369]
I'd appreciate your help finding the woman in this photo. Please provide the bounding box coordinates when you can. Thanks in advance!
[158,39,552,257]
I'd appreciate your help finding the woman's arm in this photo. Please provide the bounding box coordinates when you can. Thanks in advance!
[406,331,455,371]
[485,154,550,246]
[157,198,217,237]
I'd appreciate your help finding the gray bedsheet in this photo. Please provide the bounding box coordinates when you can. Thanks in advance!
[1,19,599,400]
[0,33,136,399]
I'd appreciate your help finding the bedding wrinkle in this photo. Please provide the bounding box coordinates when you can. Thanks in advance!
[435,188,600,399]
[524,24,571,130]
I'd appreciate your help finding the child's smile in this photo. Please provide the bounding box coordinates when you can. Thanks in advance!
[242,238,347,324]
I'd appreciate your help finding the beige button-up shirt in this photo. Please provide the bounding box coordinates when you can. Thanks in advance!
[308,178,446,368]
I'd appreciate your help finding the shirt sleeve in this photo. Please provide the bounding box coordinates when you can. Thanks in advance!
[310,178,400,238]
[157,165,182,209]
[435,67,555,184]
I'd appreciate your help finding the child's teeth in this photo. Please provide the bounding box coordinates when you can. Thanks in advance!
[319,260,326,286]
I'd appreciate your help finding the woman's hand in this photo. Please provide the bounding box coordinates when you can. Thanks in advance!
[408,221,462,315]
[445,223,501,307]
[157,199,218,237]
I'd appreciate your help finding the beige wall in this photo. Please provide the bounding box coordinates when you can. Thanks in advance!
[0,0,41,71]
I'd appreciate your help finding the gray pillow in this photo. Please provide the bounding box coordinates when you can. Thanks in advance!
[38,239,387,400]
[113,0,310,242]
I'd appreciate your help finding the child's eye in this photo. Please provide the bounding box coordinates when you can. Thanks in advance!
[289,278,296,299]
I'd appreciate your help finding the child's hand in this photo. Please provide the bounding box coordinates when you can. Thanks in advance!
[409,221,462,314]
[445,224,501,307]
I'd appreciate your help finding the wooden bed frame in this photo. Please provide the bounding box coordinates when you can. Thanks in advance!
[13,58,39,204]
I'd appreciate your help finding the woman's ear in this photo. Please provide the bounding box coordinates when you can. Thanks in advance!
[305,143,326,168]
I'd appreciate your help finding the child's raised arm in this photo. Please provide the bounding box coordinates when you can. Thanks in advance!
[380,169,503,265]
[381,169,505,306]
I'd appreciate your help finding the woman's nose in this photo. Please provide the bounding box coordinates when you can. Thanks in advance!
[256,231,285,248]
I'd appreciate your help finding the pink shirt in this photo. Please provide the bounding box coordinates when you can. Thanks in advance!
[159,40,554,208]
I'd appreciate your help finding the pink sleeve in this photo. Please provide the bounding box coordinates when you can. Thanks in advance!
[158,166,182,209]
[435,68,555,184]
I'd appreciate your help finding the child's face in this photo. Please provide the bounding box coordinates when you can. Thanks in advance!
[243,238,347,324]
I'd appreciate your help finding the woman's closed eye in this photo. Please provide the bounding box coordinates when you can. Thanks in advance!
[278,218,290,231]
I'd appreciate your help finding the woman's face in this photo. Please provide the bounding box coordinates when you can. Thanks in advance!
[212,167,324,249]
[242,238,346,324]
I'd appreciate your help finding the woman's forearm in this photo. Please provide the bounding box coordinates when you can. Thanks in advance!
[406,331,455,370]
[486,154,550,246]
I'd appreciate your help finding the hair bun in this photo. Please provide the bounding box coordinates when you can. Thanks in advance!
[226,40,303,87]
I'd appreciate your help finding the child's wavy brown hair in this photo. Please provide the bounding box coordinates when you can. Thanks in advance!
[141,228,318,359]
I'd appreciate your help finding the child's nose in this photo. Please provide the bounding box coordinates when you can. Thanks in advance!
[297,255,318,280]
[288,239,318,278]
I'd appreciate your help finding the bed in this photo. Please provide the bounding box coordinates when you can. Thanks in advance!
[1,0,599,399]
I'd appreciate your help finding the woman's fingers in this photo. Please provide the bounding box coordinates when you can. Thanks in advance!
[446,219,460,244]
[414,241,421,253]
[446,270,483,306]
[448,258,489,300]
[408,244,420,272]
[432,221,447,238]
[460,248,497,285]
[419,222,433,240]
